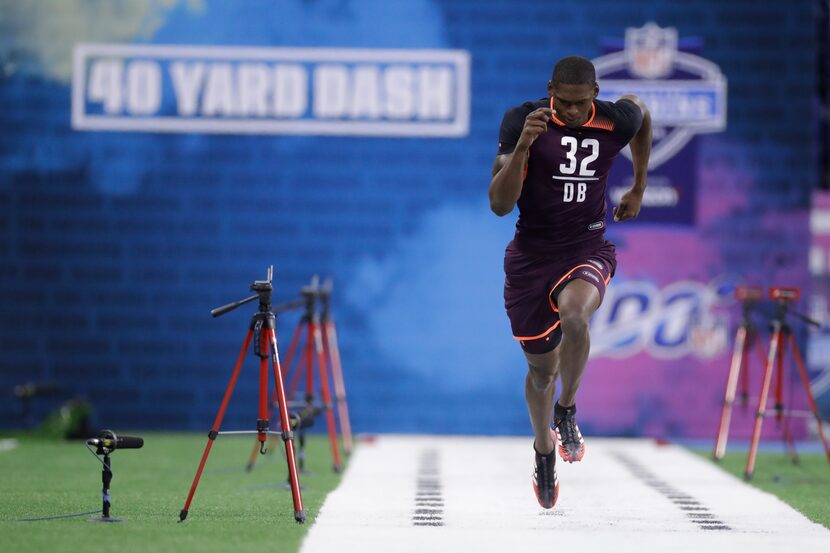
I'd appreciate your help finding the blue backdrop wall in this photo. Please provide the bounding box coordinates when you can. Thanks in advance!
[0,0,819,437]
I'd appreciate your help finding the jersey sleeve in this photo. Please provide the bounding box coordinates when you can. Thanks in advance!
[497,106,528,155]
[610,98,644,144]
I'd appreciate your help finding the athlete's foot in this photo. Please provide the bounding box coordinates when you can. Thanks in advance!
[532,437,560,509]
[554,401,585,463]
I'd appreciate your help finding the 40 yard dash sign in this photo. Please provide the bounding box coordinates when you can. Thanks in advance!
[71,43,471,137]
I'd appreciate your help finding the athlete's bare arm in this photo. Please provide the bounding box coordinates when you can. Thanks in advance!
[613,94,652,222]
[489,108,552,216]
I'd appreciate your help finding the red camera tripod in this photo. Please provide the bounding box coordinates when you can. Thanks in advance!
[713,286,769,460]
[319,278,353,456]
[247,276,344,474]
[743,287,830,480]
[179,267,305,523]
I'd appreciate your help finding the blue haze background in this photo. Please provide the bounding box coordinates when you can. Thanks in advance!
[0,0,819,435]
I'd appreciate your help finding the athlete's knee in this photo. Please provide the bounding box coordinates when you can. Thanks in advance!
[527,367,554,391]
[559,312,589,339]
[526,359,556,390]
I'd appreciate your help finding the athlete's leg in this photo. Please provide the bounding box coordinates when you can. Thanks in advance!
[524,348,560,454]
[555,279,600,407]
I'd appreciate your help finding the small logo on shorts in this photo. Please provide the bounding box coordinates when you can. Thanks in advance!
[581,270,600,283]
[588,221,604,231]
[587,259,604,271]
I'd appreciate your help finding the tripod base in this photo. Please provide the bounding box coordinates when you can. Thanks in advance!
[179,320,307,524]
[744,320,830,480]
[89,516,126,523]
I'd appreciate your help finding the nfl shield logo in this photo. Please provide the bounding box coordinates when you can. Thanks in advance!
[625,23,678,79]
[594,21,726,169]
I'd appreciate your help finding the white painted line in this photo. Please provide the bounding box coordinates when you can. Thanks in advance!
[300,436,829,553]
[0,439,19,452]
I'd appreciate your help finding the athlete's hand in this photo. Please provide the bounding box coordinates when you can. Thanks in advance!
[516,108,552,151]
[613,189,643,222]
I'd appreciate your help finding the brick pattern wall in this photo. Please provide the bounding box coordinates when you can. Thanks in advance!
[0,0,817,433]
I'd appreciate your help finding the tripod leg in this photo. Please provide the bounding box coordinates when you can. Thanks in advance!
[287,330,307,399]
[750,331,768,409]
[284,322,305,397]
[313,320,342,472]
[249,327,292,472]
[774,334,785,424]
[739,330,751,409]
[180,330,253,522]
[267,327,306,523]
[714,326,748,460]
[745,328,781,480]
[258,333,270,453]
[290,325,312,473]
[788,333,830,468]
[282,322,304,376]
[777,330,799,463]
[305,320,315,403]
[325,320,353,455]
[779,397,799,465]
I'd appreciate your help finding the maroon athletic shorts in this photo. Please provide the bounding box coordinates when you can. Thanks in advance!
[503,239,616,354]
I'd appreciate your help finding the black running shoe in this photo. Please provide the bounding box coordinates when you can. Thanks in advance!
[532,438,560,509]
[554,402,585,463]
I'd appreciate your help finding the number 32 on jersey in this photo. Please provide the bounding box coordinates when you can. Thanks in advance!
[558,136,599,203]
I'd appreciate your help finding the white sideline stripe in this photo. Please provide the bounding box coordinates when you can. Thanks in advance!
[300,436,829,553]
[0,439,19,452]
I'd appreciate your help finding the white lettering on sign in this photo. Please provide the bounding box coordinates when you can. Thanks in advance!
[169,62,204,116]
[72,44,470,137]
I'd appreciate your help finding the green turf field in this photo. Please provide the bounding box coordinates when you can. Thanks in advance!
[0,432,346,553]
[4,433,829,553]
[695,449,830,529]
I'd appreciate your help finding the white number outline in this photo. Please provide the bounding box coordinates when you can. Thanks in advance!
[559,137,599,203]
[579,138,599,176]
[559,136,578,174]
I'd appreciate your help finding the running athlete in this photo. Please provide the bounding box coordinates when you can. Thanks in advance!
[489,56,652,509]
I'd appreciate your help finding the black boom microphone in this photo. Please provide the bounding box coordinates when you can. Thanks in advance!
[86,430,144,451]
[85,430,143,523]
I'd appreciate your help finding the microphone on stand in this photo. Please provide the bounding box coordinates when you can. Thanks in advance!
[87,430,144,451]
[86,430,143,522]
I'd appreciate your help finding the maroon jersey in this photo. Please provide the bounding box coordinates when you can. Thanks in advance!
[498,98,643,251]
